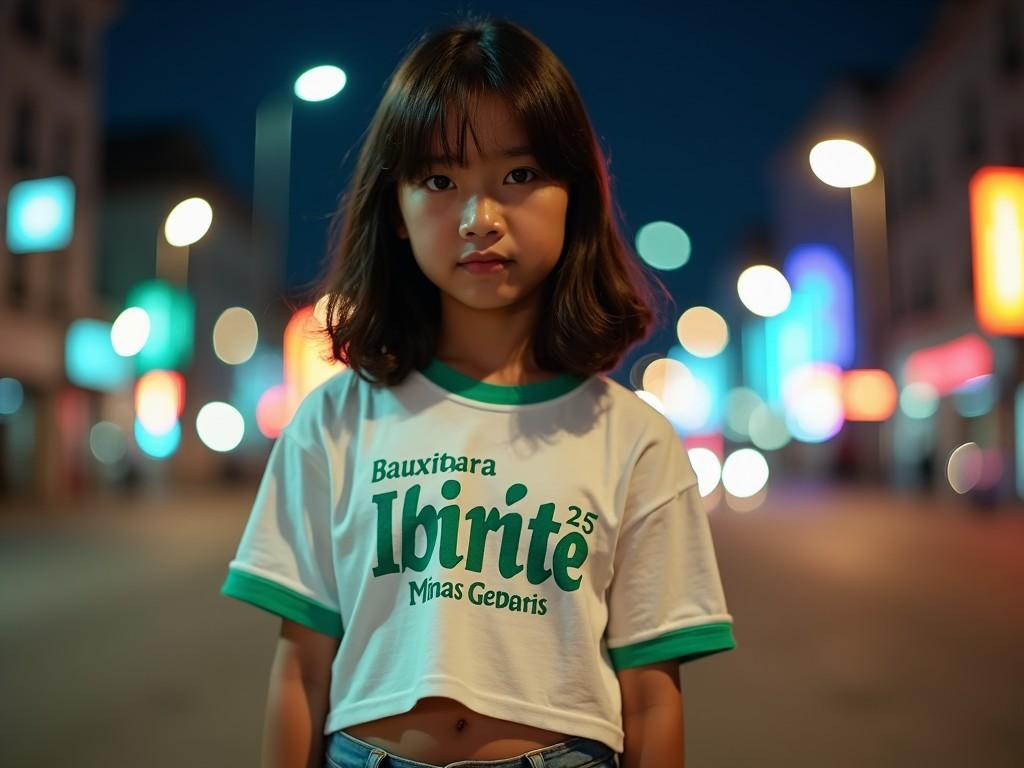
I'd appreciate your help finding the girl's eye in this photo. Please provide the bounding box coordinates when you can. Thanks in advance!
[422,167,538,192]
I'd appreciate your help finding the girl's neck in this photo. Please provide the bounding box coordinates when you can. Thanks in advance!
[433,353,556,387]
[435,289,551,385]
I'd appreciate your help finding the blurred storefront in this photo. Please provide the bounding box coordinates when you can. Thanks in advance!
[0,0,119,503]
[767,0,1024,506]
[877,0,1024,504]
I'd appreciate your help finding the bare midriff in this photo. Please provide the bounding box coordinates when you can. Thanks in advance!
[342,696,575,763]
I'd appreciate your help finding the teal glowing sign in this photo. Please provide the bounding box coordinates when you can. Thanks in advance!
[126,280,194,373]
[6,176,76,253]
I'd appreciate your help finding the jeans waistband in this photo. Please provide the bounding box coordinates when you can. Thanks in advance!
[324,728,618,768]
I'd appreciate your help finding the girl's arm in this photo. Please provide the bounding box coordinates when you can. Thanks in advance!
[618,660,685,768]
[261,619,341,768]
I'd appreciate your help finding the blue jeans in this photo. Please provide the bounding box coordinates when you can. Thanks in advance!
[324,729,619,768]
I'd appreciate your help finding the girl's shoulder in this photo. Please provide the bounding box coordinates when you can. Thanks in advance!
[282,367,363,448]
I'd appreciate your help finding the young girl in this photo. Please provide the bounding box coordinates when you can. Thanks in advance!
[222,15,735,768]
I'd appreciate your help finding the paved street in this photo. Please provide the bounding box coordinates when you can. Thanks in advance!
[1,483,1022,767]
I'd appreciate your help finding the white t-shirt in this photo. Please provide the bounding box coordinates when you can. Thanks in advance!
[221,357,735,753]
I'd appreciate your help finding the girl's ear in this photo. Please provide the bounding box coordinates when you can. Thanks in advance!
[397,221,408,239]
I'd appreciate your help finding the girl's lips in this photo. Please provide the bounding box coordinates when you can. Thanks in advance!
[459,260,510,274]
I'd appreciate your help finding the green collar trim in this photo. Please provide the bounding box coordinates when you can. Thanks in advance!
[419,357,587,405]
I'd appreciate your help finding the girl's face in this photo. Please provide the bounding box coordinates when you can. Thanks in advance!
[396,93,570,316]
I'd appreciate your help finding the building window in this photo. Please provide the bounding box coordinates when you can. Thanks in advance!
[1009,124,1024,166]
[50,253,67,318]
[55,7,84,76]
[53,123,75,177]
[905,142,932,209]
[14,0,44,43]
[909,251,936,313]
[11,97,36,171]
[9,255,27,308]
[961,89,984,168]
[998,2,1022,77]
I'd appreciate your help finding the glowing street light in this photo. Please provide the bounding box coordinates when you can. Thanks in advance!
[809,139,876,188]
[164,197,213,247]
[294,65,347,102]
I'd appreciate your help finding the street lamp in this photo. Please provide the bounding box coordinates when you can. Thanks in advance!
[808,138,889,370]
[251,64,347,285]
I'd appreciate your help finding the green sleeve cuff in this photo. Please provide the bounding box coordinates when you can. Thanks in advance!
[608,621,735,670]
[221,568,344,639]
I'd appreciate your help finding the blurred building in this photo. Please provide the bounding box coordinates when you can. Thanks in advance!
[877,0,1024,503]
[0,0,119,502]
[768,0,1024,506]
[99,128,286,488]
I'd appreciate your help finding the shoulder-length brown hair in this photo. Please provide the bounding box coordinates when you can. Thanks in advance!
[311,14,671,388]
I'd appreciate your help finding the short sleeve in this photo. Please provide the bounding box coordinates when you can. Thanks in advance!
[220,429,343,638]
[605,423,735,670]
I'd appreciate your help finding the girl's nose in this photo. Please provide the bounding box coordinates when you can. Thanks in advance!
[459,198,504,238]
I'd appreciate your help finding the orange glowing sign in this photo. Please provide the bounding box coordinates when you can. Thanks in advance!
[283,305,345,423]
[841,369,897,421]
[134,370,185,435]
[971,166,1024,335]
[902,333,993,397]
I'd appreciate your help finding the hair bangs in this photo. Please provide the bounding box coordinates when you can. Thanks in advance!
[386,51,578,186]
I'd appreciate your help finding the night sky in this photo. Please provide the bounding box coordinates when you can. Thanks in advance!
[102,0,943,360]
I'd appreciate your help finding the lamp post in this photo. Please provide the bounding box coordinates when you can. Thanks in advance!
[809,138,890,483]
[808,138,889,370]
[251,65,347,287]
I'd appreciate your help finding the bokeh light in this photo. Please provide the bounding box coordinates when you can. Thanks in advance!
[688,447,722,497]
[0,377,25,416]
[900,382,940,419]
[256,384,290,438]
[294,65,347,102]
[952,374,998,418]
[723,387,763,441]
[842,369,898,421]
[196,401,245,452]
[947,442,983,494]
[808,138,876,187]
[641,357,713,432]
[749,404,792,450]
[782,362,844,442]
[213,307,259,365]
[722,448,770,498]
[135,417,180,459]
[677,306,729,358]
[110,307,151,357]
[635,221,692,270]
[135,370,184,435]
[6,175,76,253]
[164,197,212,247]
[89,422,128,464]
[737,265,791,317]
[66,318,133,391]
